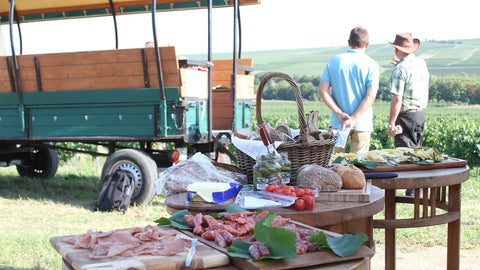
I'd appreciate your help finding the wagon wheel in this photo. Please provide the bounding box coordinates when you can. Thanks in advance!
[16,144,59,179]
[101,149,158,205]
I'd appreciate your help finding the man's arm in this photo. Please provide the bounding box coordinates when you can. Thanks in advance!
[346,86,378,128]
[318,81,350,129]
[388,94,403,137]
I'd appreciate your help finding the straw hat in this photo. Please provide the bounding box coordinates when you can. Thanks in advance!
[389,33,420,54]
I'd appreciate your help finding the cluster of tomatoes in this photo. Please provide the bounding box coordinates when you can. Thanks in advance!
[264,184,315,211]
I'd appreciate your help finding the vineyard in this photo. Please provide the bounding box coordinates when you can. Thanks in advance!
[256,100,480,167]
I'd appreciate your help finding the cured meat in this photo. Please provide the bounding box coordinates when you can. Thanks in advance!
[254,211,269,222]
[184,211,321,257]
[215,233,227,248]
[184,214,195,228]
[222,231,235,245]
[193,213,205,235]
[62,226,191,259]
[271,215,290,227]
[255,241,271,257]
[248,242,261,259]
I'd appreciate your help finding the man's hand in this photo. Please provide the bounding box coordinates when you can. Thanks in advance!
[336,112,351,130]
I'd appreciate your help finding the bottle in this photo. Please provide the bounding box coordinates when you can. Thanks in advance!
[252,154,282,191]
[278,152,291,185]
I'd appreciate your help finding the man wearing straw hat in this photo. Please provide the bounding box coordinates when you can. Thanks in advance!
[388,33,429,197]
[387,33,429,149]
[319,26,379,154]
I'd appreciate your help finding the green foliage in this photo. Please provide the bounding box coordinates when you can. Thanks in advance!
[258,101,480,167]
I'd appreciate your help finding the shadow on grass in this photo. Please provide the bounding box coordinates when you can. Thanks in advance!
[0,173,101,209]
[0,173,167,211]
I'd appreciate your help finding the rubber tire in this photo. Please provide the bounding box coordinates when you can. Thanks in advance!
[101,149,158,205]
[16,145,59,179]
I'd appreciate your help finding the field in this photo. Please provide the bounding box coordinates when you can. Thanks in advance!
[1,102,480,269]
[193,38,480,78]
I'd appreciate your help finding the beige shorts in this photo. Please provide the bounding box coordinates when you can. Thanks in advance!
[334,130,371,154]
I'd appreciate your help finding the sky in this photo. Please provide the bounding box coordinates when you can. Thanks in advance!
[0,0,478,56]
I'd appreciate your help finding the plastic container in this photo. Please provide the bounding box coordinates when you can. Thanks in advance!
[253,154,281,191]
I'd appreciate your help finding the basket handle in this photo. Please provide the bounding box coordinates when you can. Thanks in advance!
[256,72,308,146]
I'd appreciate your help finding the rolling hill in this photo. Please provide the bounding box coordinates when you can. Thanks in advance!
[188,39,480,78]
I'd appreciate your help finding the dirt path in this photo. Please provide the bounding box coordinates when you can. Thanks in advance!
[371,244,480,270]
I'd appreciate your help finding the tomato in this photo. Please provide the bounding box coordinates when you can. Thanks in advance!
[302,195,315,210]
[304,188,315,197]
[294,199,305,210]
[273,188,283,194]
[286,185,296,193]
[295,188,305,197]
[265,184,279,193]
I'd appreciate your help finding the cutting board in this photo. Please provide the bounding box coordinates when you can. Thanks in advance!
[315,180,371,202]
[181,220,374,270]
[359,157,467,172]
[50,226,229,270]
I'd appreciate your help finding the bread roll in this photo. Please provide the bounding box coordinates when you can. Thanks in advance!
[332,164,366,189]
[297,164,342,191]
[235,128,254,139]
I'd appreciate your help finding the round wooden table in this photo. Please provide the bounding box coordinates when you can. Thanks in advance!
[371,166,470,270]
[165,185,385,249]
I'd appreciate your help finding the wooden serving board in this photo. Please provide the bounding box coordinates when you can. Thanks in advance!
[359,157,467,172]
[181,220,373,270]
[50,226,229,270]
[315,181,371,202]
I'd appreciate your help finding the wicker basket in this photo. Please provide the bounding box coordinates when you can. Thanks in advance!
[235,72,337,185]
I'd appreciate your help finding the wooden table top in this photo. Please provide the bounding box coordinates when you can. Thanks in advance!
[370,166,470,189]
[165,186,385,228]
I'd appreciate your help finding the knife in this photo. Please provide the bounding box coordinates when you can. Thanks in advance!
[364,172,398,179]
[185,238,197,267]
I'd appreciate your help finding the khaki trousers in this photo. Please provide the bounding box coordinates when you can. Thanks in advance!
[334,130,371,154]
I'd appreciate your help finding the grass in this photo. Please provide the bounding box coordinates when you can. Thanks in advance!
[0,156,169,270]
[1,153,480,269]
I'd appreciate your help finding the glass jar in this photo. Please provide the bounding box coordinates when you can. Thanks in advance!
[278,152,291,185]
[252,154,282,191]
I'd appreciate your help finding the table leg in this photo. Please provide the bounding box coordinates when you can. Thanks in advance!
[384,189,396,270]
[447,184,461,270]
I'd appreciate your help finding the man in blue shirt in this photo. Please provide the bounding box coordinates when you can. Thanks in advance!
[319,27,379,153]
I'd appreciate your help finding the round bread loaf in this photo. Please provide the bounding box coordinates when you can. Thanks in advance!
[297,164,342,191]
[332,164,366,189]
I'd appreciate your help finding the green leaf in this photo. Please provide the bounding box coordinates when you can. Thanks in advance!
[332,156,346,164]
[309,230,329,249]
[352,159,379,169]
[154,217,171,226]
[363,160,379,169]
[227,240,254,259]
[155,209,192,230]
[309,231,367,257]
[227,212,298,260]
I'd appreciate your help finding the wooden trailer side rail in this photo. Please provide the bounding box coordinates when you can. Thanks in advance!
[0,46,208,99]
[211,58,254,130]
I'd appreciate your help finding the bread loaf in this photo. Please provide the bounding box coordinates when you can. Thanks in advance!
[332,164,366,189]
[296,164,342,191]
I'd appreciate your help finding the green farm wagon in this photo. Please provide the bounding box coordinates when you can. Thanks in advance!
[0,0,259,204]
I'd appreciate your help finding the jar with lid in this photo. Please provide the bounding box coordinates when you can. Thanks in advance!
[252,154,282,191]
[277,152,291,185]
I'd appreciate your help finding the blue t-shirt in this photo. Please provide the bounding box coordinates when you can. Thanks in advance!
[321,49,379,131]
